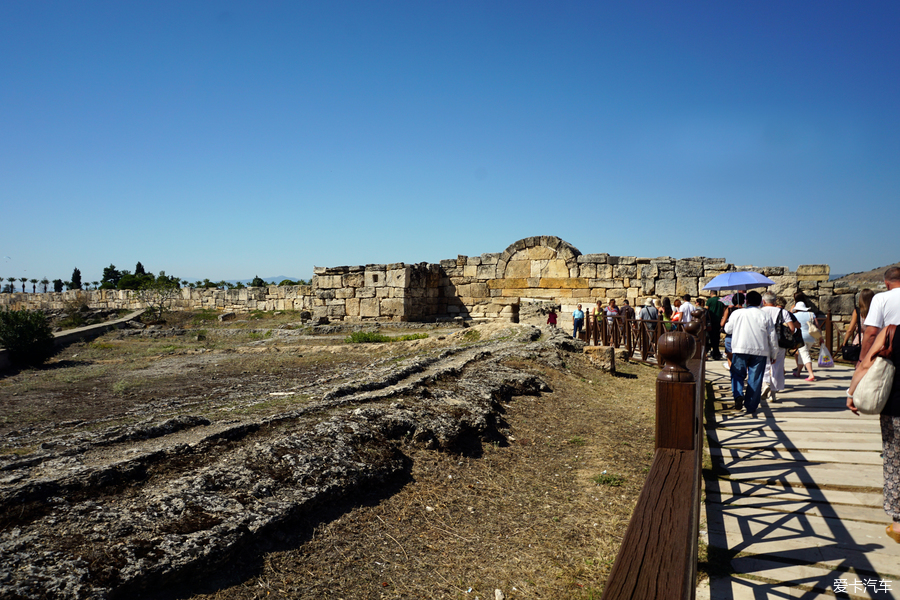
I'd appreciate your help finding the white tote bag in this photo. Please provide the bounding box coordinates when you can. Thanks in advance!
[854,357,895,414]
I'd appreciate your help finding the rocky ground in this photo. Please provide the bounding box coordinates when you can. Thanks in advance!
[0,313,658,599]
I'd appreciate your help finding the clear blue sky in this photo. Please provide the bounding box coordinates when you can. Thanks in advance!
[2,1,898,284]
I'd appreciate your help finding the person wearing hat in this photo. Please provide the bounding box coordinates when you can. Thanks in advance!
[638,298,659,334]
[791,300,820,381]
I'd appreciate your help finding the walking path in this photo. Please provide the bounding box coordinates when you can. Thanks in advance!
[698,360,899,599]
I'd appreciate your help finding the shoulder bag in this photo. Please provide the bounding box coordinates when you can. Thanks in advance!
[807,313,822,340]
[776,310,796,350]
[853,325,897,415]
[841,305,863,362]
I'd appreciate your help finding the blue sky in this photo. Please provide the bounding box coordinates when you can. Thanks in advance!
[2,1,898,284]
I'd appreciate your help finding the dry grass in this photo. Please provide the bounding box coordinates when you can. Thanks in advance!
[182,356,659,600]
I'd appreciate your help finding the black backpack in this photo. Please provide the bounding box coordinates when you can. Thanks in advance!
[776,309,801,350]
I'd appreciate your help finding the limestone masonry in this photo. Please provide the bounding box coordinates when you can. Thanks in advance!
[1,236,857,325]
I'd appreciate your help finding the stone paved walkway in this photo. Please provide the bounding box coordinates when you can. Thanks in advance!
[698,359,899,599]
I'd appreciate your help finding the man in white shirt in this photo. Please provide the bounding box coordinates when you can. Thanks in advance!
[724,290,778,417]
[760,291,796,403]
[677,294,695,323]
[854,267,900,541]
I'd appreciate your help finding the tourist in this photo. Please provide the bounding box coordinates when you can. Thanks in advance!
[661,297,674,330]
[847,267,900,544]
[720,292,745,369]
[672,298,683,322]
[791,301,820,381]
[546,308,557,328]
[761,291,795,403]
[840,289,875,351]
[724,290,778,417]
[620,299,635,320]
[638,298,659,332]
[572,304,584,339]
[677,294,696,323]
[705,291,726,361]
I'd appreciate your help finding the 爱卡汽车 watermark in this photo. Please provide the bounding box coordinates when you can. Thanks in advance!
[834,579,892,594]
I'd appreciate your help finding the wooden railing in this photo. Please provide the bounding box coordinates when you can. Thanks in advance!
[601,318,707,600]
[582,309,706,363]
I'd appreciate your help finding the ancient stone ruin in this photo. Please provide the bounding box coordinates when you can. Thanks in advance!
[0,235,852,325]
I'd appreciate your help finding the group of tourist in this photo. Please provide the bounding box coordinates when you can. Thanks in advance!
[554,267,900,546]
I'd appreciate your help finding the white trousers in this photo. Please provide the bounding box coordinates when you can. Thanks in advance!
[764,347,787,392]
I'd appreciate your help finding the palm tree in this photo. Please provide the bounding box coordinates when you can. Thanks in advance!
[19,277,27,293]
[30,278,37,293]
[7,277,16,292]
[40,278,49,293]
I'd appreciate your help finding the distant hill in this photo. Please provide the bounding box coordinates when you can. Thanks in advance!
[832,262,900,287]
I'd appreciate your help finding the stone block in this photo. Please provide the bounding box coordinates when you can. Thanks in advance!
[476,264,497,280]
[656,279,677,296]
[527,277,541,288]
[579,264,597,279]
[480,253,500,265]
[760,266,786,277]
[583,346,615,373]
[539,278,589,289]
[614,265,637,278]
[505,259,532,278]
[440,259,457,268]
[326,304,346,318]
[589,279,618,288]
[607,256,619,265]
[797,274,829,283]
[343,273,364,288]
[607,288,627,298]
[797,264,830,276]
[315,274,343,289]
[577,253,609,264]
[573,289,592,298]
[356,286,376,299]
[387,267,411,288]
[675,263,703,277]
[799,280,819,290]
[365,270,386,288]
[818,294,856,315]
[376,287,391,298]
[345,298,360,316]
[316,289,335,300]
[313,266,328,275]
[641,278,655,295]
[676,278,699,297]
[381,298,406,316]
[457,255,468,266]
[467,256,481,266]
[640,264,658,279]
[521,246,557,260]
[488,278,529,289]
[651,257,675,265]
[618,256,637,265]
[464,265,477,278]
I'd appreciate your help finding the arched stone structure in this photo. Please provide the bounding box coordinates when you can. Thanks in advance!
[496,236,582,280]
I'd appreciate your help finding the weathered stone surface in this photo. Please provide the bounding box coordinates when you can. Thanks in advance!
[583,345,615,373]
[614,265,637,279]
[797,274,829,282]
[797,264,830,276]
[676,278,700,298]
[365,271,386,288]
[487,278,529,289]
[476,264,497,280]
[578,264,597,279]
[656,279,677,296]
[505,260,532,279]
[538,278,589,289]
[577,254,608,264]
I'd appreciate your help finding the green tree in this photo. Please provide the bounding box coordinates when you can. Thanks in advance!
[30,279,38,293]
[70,268,82,290]
[53,279,64,293]
[135,261,146,276]
[40,278,49,293]
[19,277,28,292]
[251,275,266,287]
[0,308,54,367]
[135,271,181,322]
[6,277,15,291]
[100,264,122,289]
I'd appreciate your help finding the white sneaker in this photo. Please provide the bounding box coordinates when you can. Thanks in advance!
[761,385,771,401]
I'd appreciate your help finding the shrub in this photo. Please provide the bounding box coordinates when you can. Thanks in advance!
[0,309,55,367]
[344,331,428,344]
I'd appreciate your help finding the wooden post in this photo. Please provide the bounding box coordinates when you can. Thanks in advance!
[655,332,697,450]
[826,311,833,355]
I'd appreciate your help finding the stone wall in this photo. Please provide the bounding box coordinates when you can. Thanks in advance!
[0,236,862,329]
[0,285,314,315]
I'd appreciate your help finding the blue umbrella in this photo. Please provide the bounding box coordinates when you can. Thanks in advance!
[702,271,775,292]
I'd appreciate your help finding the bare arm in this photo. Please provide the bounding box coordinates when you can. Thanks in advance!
[841,309,859,346]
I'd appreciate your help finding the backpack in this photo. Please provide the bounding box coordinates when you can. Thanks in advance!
[775,309,796,349]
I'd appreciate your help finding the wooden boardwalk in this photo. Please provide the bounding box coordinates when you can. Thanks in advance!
[699,360,899,599]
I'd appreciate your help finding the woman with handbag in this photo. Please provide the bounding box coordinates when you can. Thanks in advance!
[791,301,820,381]
[840,289,875,362]
[720,292,745,370]
[846,267,900,544]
